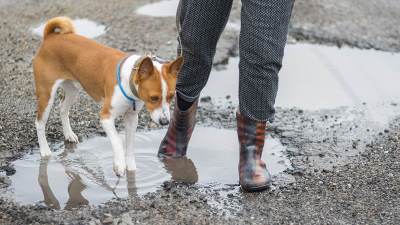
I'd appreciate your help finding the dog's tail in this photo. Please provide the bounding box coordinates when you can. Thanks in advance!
[43,17,75,39]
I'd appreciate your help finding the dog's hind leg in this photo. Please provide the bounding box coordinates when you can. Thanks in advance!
[60,81,79,143]
[35,79,63,158]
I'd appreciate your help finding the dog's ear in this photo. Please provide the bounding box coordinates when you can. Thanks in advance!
[135,56,154,82]
[166,56,184,77]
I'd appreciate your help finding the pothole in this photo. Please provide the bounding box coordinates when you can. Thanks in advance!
[32,18,106,39]
[6,127,290,209]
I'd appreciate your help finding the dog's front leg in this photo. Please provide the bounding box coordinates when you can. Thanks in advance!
[125,111,139,171]
[101,117,126,177]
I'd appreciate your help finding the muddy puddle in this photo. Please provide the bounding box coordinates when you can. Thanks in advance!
[203,44,400,109]
[136,0,240,31]
[6,127,290,209]
[32,18,106,38]
[136,0,179,17]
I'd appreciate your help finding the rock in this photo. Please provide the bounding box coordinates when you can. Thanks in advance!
[200,96,212,103]
[120,213,134,225]
[102,214,113,224]
[5,166,15,176]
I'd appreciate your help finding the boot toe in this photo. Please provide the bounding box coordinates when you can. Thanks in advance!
[240,169,272,192]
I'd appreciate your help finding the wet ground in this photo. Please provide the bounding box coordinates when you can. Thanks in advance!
[0,0,400,224]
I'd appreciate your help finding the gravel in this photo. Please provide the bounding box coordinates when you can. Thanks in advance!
[0,0,399,224]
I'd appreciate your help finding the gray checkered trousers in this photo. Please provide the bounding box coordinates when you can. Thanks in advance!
[175,0,294,122]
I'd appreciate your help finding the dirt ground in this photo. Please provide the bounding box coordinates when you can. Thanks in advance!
[0,0,399,224]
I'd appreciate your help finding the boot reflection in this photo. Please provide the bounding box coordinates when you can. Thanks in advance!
[126,170,137,197]
[162,157,198,184]
[38,158,61,209]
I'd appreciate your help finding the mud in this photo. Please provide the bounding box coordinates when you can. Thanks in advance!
[0,0,400,224]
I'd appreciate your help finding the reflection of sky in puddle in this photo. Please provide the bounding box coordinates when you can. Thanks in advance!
[32,19,106,39]
[202,44,400,110]
[136,0,241,31]
[136,0,179,17]
[8,127,289,209]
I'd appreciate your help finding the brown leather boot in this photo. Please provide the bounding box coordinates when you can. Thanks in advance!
[158,97,198,158]
[237,112,272,192]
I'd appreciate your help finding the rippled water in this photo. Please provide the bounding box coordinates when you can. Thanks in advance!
[32,19,106,38]
[8,127,290,209]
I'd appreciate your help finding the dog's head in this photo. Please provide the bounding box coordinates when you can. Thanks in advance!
[130,56,183,126]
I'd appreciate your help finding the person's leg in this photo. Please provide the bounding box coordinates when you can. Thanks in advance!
[158,0,233,157]
[237,0,294,191]
[175,0,234,104]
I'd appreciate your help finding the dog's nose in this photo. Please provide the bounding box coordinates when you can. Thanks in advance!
[159,118,169,126]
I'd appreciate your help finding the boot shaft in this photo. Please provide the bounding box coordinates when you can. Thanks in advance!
[158,97,198,157]
[237,112,266,158]
[236,112,271,191]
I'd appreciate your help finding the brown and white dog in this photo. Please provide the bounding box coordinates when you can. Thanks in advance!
[33,17,183,176]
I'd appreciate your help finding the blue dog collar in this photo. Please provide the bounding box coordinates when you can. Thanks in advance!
[116,56,137,109]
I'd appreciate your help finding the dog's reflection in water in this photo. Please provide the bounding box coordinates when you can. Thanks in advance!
[161,157,199,184]
[37,144,199,209]
[38,158,61,209]
[38,143,89,210]
[37,142,138,209]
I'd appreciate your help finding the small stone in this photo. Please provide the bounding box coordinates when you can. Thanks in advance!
[200,96,211,103]
[5,166,16,176]
[103,214,113,224]
[113,218,120,225]
[120,213,134,225]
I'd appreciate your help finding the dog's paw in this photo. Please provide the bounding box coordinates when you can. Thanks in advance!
[126,160,137,171]
[40,146,52,158]
[113,160,126,177]
[65,132,79,143]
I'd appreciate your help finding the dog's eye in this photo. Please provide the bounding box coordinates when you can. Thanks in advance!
[150,96,160,102]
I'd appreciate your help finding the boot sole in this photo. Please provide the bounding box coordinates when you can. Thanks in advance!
[240,182,271,192]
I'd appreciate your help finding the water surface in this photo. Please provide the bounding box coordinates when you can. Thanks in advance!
[8,127,290,209]
[32,18,106,39]
[202,44,400,110]
[136,0,179,17]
